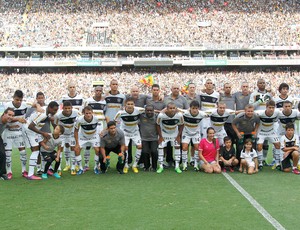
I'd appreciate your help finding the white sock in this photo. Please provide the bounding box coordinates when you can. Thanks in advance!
[19,150,27,172]
[28,151,39,177]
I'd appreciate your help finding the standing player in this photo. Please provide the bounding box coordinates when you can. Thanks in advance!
[181,100,207,171]
[156,102,184,174]
[199,79,219,138]
[3,90,42,179]
[206,102,237,146]
[256,100,281,170]
[60,82,84,111]
[105,79,126,122]
[249,78,273,165]
[84,86,107,171]
[74,106,106,175]
[0,108,15,180]
[114,98,144,174]
[279,123,300,174]
[273,83,294,109]
[54,101,80,175]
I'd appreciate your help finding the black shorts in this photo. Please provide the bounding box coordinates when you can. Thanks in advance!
[41,151,57,162]
[281,152,293,170]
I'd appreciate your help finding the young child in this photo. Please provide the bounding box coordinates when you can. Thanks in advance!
[219,136,239,172]
[239,139,258,175]
[280,123,300,174]
[40,125,65,179]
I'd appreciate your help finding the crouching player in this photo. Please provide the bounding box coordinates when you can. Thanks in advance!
[74,106,106,175]
[239,139,258,175]
[99,121,126,174]
[40,125,65,179]
[280,123,300,174]
[219,136,239,172]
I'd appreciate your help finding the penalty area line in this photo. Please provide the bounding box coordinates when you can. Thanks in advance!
[222,172,285,230]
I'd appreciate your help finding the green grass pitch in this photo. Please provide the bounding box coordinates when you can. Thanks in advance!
[0,149,299,230]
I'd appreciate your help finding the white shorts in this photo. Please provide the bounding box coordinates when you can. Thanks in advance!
[78,134,100,148]
[246,160,255,168]
[257,130,280,144]
[200,117,210,138]
[159,136,180,148]
[24,130,43,148]
[124,132,142,146]
[2,129,25,149]
[214,129,227,146]
[181,132,201,145]
[61,133,76,147]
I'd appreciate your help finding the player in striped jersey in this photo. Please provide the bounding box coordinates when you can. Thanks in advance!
[114,98,144,174]
[181,100,207,171]
[105,79,126,121]
[60,82,84,111]
[74,106,106,175]
[54,101,80,175]
[279,123,300,174]
[24,101,59,180]
[255,100,281,170]
[277,101,300,136]
[273,83,295,109]
[199,79,219,138]
[84,86,107,172]
[3,90,42,179]
[206,102,237,146]
[156,102,184,174]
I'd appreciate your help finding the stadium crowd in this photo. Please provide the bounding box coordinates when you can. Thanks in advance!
[0,68,299,101]
[0,0,299,47]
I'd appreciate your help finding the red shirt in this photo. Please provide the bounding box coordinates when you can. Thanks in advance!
[199,138,220,162]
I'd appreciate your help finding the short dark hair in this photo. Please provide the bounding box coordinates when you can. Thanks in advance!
[13,90,24,98]
[190,100,200,108]
[145,104,154,110]
[83,106,93,113]
[285,123,295,130]
[63,101,72,107]
[223,136,231,143]
[107,121,116,128]
[152,84,160,89]
[36,92,45,98]
[125,97,135,104]
[3,107,14,114]
[266,100,275,107]
[48,101,59,108]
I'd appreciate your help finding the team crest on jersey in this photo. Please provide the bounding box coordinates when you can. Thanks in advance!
[21,110,25,114]
[92,124,97,129]
[134,116,138,120]
[212,98,217,103]
[117,98,121,102]
[76,100,80,104]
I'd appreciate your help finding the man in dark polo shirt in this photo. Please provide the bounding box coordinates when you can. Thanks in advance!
[146,84,166,111]
[99,121,126,174]
[232,104,260,162]
[139,104,158,171]
[0,108,15,180]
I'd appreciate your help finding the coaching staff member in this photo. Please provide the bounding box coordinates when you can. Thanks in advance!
[0,108,15,180]
[100,121,126,174]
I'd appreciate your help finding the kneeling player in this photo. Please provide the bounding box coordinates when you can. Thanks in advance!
[280,123,300,174]
[40,125,65,179]
[239,139,258,175]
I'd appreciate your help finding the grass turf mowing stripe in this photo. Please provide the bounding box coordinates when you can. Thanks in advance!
[222,172,285,230]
